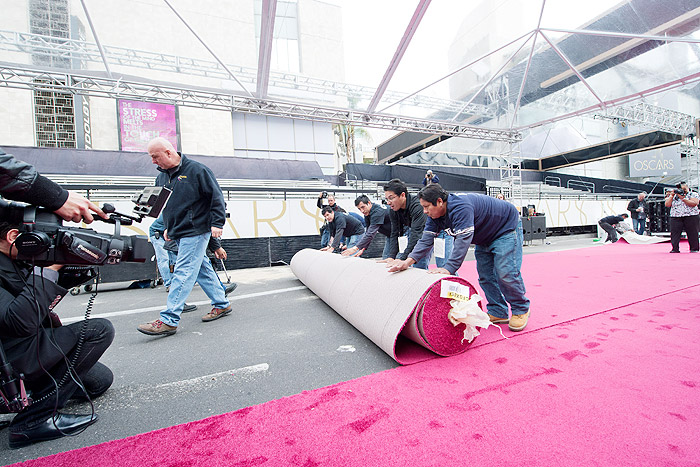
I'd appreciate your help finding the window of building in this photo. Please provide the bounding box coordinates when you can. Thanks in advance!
[29,0,77,147]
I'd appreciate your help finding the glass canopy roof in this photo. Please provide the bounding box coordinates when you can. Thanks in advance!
[1,0,700,147]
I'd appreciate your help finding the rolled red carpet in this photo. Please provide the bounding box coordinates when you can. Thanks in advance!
[290,249,479,364]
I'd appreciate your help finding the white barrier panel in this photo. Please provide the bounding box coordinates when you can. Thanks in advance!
[70,197,633,238]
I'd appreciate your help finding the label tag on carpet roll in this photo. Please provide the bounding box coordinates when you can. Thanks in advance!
[440,281,471,302]
[434,237,445,258]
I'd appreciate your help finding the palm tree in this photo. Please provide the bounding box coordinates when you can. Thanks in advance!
[334,123,372,165]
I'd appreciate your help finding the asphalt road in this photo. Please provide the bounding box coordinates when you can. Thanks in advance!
[0,233,599,464]
[0,264,398,465]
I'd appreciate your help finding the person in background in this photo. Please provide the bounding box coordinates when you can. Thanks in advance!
[627,192,648,235]
[422,170,440,186]
[598,213,629,243]
[665,182,699,253]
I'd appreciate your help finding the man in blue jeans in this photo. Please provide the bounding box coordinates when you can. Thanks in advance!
[138,137,231,337]
[388,184,530,332]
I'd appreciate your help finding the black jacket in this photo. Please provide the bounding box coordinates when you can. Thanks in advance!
[354,203,392,251]
[0,254,76,381]
[387,193,427,260]
[328,212,365,250]
[155,154,226,240]
[0,148,68,210]
[600,215,626,225]
[627,198,648,219]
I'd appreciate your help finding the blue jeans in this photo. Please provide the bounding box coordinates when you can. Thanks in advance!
[382,235,391,259]
[632,218,645,235]
[160,232,230,327]
[434,231,454,269]
[349,212,365,226]
[320,225,330,247]
[150,234,176,287]
[345,234,361,249]
[474,220,529,319]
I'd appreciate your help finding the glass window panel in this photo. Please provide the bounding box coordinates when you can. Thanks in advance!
[64,0,258,94]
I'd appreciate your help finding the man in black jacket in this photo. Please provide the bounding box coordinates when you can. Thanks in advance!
[0,147,106,224]
[316,192,345,248]
[0,217,114,448]
[341,195,391,258]
[320,206,365,253]
[627,192,648,235]
[137,138,232,336]
[382,179,429,269]
[598,213,629,243]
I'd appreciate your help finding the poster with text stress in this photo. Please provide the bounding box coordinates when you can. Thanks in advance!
[118,100,178,152]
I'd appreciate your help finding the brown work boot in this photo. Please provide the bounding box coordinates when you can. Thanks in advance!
[202,305,232,322]
[137,319,177,336]
[488,313,509,324]
[508,311,530,332]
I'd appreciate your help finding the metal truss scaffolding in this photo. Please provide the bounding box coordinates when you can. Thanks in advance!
[0,64,521,142]
[594,102,696,136]
[679,139,700,192]
[499,142,523,202]
[0,29,495,118]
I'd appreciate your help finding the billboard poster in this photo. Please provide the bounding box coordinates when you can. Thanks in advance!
[118,100,179,152]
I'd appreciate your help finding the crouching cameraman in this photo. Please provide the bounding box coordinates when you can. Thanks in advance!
[0,218,114,448]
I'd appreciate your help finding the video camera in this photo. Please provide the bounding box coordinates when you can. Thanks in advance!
[0,187,170,414]
[0,186,171,267]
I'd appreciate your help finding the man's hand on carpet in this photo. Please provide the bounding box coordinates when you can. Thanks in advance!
[388,258,414,272]
[428,267,450,275]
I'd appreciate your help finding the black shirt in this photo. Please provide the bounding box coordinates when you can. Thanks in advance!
[387,193,427,260]
[600,215,626,225]
[627,198,648,219]
[328,212,365,250]
[354,203,392,251]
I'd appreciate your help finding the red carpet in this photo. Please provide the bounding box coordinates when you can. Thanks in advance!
[14,242,700,466]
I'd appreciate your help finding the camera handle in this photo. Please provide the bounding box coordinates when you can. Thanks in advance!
[0,339,30,413]
[97,203,144,237]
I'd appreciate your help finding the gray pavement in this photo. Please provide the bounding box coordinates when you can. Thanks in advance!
[0,233,599,465]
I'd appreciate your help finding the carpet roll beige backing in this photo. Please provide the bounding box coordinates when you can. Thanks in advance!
[290,249,475,364]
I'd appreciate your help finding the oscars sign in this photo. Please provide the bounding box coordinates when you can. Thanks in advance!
[628,146,681,177]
